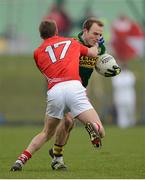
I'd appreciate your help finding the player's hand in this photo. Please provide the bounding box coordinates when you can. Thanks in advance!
[104,65,121,77]
[98,36,105,46]
[98,36,106,55]
[89,46,98,57]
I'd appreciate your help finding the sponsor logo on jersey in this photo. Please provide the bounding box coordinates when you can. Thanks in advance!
[79,56,98,68]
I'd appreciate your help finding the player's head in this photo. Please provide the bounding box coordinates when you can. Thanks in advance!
[82,17,104,46]
[39,20,58,39]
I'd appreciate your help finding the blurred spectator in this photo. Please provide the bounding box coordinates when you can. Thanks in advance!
[112,63,136,128]
[1,24,17,40]
[0,23,30,54]
[110,15,144,62]
[43,0,72,36]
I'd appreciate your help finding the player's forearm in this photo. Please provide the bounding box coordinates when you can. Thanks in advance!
[87,46,98,57]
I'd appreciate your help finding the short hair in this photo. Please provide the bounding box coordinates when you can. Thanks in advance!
[83,17,104,31]
[39,20,57,39]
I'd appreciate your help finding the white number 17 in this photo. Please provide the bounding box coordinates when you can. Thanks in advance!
[45,40,71,63]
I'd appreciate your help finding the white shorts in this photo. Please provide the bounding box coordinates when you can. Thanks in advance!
[46,80,93,119]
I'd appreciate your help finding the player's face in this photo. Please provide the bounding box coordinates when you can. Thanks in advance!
[84,23,103,46]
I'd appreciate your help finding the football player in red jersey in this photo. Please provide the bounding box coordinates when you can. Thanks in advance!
[10,19,105,171]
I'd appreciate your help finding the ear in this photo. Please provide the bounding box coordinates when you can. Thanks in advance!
[83,28,88,33]
[55,27,58,35]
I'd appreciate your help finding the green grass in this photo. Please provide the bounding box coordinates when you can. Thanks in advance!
[0,125,145,179]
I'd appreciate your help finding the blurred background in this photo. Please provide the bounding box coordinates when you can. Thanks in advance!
[0,0,145,128]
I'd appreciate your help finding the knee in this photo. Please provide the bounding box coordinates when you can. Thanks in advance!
[64,114,74,132]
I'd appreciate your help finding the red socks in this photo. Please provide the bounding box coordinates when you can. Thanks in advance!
[18,150,32,165]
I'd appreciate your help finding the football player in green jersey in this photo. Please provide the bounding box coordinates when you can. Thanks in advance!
[49,18,121,170]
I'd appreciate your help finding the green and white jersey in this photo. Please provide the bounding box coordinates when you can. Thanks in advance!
[78,32,106,87]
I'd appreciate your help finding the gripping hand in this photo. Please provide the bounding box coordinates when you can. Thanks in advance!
[104,65,121,77]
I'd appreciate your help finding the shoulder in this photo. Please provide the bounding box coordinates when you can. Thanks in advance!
[66,37,79,43]
[71,37,78,41]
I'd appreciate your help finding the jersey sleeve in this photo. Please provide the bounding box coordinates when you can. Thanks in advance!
[33,49,42,73]
[79,43,88,56]
[34,49,38,61]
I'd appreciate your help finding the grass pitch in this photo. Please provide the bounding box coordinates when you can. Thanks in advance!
[0,125,145,179]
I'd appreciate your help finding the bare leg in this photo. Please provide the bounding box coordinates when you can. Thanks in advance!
[77,109,105,138]
[76,109,105,148]
[10,115,60,171]
[49,109,105,170]
[49,113,74,170]
[55,112,74,146]
[26,115,60,154]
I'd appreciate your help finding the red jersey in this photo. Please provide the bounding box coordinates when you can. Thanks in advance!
[34,36,88,89]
